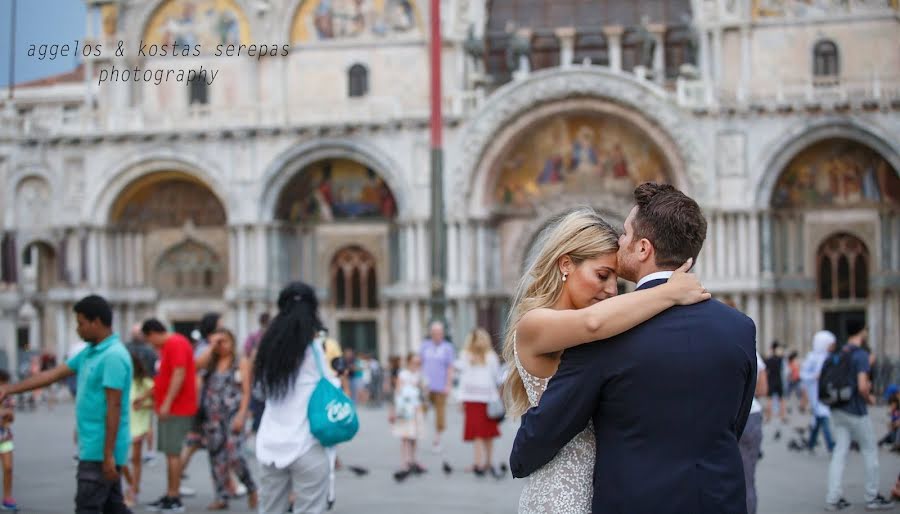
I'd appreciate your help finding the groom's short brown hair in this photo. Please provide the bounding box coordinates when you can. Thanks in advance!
[632,182,707,269]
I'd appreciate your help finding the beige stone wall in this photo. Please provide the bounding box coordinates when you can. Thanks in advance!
[746,18,900,93]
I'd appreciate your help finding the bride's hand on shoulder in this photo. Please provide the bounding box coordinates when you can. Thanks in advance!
[666,258,710,305]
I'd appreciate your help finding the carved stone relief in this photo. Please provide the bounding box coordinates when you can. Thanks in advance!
[717,131,747,177]
[15,177,51,230]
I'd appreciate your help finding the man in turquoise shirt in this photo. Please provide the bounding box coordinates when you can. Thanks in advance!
[0,295,133,513]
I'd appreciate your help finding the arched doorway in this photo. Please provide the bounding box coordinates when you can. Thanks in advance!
[18,241,60,356]
[274,158,398,360]
[331,246,380,357]
[109,171,229,332]
[817,233,869,343]
[21,241,58,293]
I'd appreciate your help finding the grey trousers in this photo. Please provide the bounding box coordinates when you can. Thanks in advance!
[739,412,764,514]
[827,409,879,504]
[258,444,329,514]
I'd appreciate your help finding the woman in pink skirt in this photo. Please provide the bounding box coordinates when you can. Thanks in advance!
[456,328,503,478]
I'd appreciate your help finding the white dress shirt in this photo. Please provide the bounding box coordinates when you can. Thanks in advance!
[636,270,675,289]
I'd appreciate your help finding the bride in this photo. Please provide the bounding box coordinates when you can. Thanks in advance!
[505,208,708,513]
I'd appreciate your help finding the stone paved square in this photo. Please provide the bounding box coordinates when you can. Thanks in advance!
[8,398,899,513]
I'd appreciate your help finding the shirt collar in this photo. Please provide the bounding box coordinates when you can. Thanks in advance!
[88,333,120,354]
[636,271,675,289]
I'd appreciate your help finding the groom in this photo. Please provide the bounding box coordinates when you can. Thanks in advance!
[510,183,757,514]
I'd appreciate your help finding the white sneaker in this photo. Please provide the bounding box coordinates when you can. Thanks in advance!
[178,485,196,497]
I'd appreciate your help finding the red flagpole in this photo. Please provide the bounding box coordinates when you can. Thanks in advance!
[428,0,446,322]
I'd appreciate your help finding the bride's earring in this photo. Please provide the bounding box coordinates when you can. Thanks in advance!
[562,272,568,283]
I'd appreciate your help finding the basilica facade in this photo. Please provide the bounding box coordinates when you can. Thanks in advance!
[1,0,898,374]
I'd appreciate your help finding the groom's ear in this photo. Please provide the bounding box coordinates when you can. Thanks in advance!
[636,238,655,263]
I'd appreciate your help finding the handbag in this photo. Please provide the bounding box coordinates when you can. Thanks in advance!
[487,395,506,422]
[307,339,360,447]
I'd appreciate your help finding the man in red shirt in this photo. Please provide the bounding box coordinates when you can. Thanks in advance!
[142,319,197,512]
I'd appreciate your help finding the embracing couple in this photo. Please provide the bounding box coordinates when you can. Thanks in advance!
[508,183,758,514]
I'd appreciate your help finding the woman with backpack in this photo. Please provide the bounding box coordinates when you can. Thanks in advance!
[253,282,334,513]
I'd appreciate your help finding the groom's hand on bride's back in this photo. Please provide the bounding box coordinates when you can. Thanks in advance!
[665,258,710,306]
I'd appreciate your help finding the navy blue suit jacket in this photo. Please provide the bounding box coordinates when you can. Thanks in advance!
[510,279,758,514]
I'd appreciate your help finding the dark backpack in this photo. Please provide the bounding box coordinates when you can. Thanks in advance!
[818,347,858,407]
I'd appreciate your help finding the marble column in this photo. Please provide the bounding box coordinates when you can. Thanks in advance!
[237,226,248,287]
[87,228,100,285]
[0,305,18,379]
[761,212,774,274]
[476,221,488,293]
[866,291,882,355]
[228,227,238,288]
[409,300,422,352]
[237,301,248,345]
[603,26,624,72]
[55,304,67,364]
[737,213,749,278]
[556,27,576,68]
[762,292,775,350]
[726,214,737,278]
[100,229,112,287]
[698,29,714,104]
[135,233,145,286]
[749,211,760,275]
[397,301,410,357]
[417,221,428,286]
[892,213,899,271]
[447,222,459,287]
[490,227,501,290]
[715,212,726,280]
[648,24,666,84]
[712,28,723,83]
[125,303,135,339]
[460,221,473,288]
[795,216,805,275]
[403,223,415,284]
[746,293,761,350]
[738,26,752,103]
[256,224,268,287]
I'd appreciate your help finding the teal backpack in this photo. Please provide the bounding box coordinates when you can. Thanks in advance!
[307,339,359,447]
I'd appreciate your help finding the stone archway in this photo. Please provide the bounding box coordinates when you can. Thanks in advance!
[107,170,229,297]
[267,152,400,299]
[259,139,409,223]
[755,118,900,210]
[762,134,900,358]
[450,67,703,217]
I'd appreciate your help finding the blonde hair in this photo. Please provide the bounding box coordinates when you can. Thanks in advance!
[463,328,494,366]
[502,207,620,417]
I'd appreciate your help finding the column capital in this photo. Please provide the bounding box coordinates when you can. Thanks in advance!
[554,26,577,40]
[513,28,533,43]
[602,25,624,38]
[646,23,667,36]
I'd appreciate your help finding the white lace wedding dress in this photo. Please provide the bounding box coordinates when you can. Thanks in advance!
[514,342,595,513]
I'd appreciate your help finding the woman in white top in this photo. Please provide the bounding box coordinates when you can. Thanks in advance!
[253,282,330,514]
[456,328,503,478]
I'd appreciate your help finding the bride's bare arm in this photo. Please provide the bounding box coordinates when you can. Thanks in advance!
[518,259,709,356]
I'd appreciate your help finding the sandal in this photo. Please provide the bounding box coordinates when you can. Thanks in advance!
[247,490,258,510]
